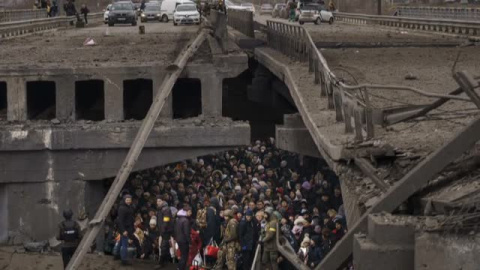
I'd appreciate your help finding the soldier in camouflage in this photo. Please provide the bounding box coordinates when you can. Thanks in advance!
[260,207,278,270]
[214,209,240,270]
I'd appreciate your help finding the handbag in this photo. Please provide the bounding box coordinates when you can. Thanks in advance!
[204,238,219,259]
[193,252,203,266]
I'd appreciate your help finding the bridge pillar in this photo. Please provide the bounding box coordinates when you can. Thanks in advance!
[155,77,173,119]
[104,76,124,121]
[5,77,27,121]
[201,74,223,117]
[55,78,75,121]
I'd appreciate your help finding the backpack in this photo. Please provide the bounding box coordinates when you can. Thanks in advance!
[196,208,207,229]
[61,220,79,242]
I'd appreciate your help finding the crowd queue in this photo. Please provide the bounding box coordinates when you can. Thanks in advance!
[58,139,347,269]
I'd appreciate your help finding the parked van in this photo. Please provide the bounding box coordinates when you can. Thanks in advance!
[160,0,194,22]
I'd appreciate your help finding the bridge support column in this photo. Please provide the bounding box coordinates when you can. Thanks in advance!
[104,76,124,121]
[5,77,27,121]
[155,78,173,119]
[55,78,75,121]
[201,74,223,117]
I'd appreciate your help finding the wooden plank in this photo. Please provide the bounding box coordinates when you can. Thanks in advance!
[66,30,208,270]
[316,114,480,270]
[454,71,480,109]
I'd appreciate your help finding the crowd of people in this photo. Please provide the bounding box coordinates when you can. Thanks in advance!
[101,139,347,269]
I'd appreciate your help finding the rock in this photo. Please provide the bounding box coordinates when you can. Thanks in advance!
[405,73,418,80]
[51,119,60,124]
[8,231,33,246]
[24,241,49,253]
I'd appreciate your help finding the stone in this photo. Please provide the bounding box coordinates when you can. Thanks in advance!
[404,73,418,80]
[24,241,48,253]
[51,119,60,125]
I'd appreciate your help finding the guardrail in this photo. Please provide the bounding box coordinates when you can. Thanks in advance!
[0,13,103,39]
[208,10,229,53]
[335,12,480,37]
[266,20,375,142]
[0,9,47,23]
[397,6,480,21]
[227,8,254,38]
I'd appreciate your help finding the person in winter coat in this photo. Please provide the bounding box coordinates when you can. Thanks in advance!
[80,4,89,24]
[157,198,174,266]
[260,207,278,270]
[297,234,310,265]
[140,218,159,260]
[307,235,323,268]
[239,209,255,270]
[174,206,191,270]
[204,197,222,246]
[187,221,202,268]
[57,209,82,269]
[116,195,135,265]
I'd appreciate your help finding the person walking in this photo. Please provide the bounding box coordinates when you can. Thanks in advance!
[157,198,174,266]
[57,209,81,269]
[214,209,240,270]
[80,4,89,25]
[260,207,278,270]
[175,206,192,270]
[116,194,135,265]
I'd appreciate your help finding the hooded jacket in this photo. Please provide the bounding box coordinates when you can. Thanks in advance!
[174,210,191,244]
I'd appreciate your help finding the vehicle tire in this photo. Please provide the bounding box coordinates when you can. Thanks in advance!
[315,18,321,25]
[162,15,169,22]
[132,20,137,26]
[299,21,304,25]
[329,17,334,24]
[108,22,114,26]
[173,22,177,26]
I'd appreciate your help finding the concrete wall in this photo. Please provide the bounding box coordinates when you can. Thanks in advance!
[337,0,379,14]
[0,185,7,243]
[415,232,480,270]
[6,180,86,242]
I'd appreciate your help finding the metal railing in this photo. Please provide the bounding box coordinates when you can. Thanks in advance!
[266,20,375,142]
[335,12,480,37]
[227,9,254,38]
[397,6,480,21]
[0,9,47,23]
[0,13,103,39]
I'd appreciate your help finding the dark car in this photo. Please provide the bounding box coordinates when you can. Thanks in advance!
[108,1,138,26]
[140,3,162,22]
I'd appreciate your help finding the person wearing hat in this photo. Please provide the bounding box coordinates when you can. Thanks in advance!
[116,194,135,265]
[57,209,81,269]
[214,209,240,270]
[239,209,256,270]
[259,207,278,270]
[156,198,173,267]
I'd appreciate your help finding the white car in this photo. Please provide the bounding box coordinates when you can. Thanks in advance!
[225,0,250,11]
[103,4,112,23]
[173,4,201,25]
[240,2,255,13]
[298,4,334,25]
